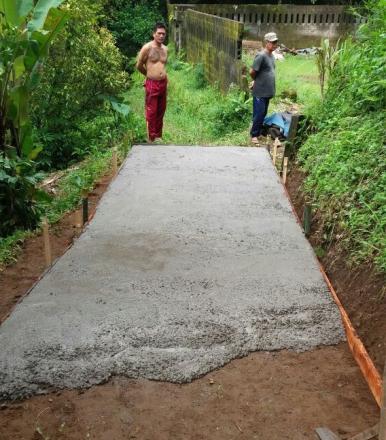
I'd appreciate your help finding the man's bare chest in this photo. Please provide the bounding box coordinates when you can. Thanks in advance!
[148,46,167,64]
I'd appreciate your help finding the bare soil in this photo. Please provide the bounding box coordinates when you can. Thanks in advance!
[0,162,382,440]
[286,164,386,373]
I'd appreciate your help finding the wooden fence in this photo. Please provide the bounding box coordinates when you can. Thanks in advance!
[169,3,361,48]
[182,9,246,91]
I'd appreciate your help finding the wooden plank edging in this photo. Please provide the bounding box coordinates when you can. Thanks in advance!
[277,156,382,407]
[320,266,382,407]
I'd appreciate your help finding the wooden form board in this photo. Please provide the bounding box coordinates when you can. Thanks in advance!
[278,166,383,408]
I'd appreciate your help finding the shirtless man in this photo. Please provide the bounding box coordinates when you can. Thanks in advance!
[136,22,168,142]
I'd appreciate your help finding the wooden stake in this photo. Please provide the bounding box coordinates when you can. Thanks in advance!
[282,157,288,185]
[74,209,82,228]
[303,204,312,237]
[42,217,52,267]
[272,138,279,166]
[112,147,118,175]
[82,192,89,225]
[380,363,386,440]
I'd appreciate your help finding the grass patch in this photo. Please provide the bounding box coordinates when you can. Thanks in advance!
[0,230,34,268]
[128,48,319,146]
[243,52,320,113]
[298,1,386,272]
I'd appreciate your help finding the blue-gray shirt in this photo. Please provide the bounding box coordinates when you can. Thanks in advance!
[251,51,276,98]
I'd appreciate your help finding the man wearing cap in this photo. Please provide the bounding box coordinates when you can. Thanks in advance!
[249,32,278,145]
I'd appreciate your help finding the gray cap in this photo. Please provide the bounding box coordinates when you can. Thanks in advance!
[264,32,278,42]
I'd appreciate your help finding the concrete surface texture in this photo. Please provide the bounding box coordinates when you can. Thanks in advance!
[0,146,345,400]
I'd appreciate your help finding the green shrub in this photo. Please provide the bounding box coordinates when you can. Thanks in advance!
[32,0,129,169]
[103,0,165,60]
[190,63,208,89]
[0,0,67,234]
[299,0,386,271]
[0,154,48,237]
[211,87,251,136]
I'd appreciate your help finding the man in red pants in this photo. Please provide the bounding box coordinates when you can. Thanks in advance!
[136,23,168,142]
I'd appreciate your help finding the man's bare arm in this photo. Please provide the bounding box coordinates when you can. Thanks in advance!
[249,68,256,79]
[136,44,150,75]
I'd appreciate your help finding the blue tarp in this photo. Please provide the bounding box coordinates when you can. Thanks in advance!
[263,112,292,138]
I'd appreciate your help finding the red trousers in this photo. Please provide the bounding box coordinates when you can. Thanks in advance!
[145,78,167,141]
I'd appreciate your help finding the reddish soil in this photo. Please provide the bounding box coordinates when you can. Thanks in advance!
[0,348,378,440]
[286,165,386,373]
[0,175,112,326]
[0,162,383,440]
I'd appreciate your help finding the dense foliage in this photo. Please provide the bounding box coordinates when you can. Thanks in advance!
[32,0,129,169]
[168,0,356,4]
[298,0,385,271]
[103,0,166,60]
[0,0,67,234]
[0,0,134,239]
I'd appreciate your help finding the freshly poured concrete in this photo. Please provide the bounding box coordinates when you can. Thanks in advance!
[0,146,344,399]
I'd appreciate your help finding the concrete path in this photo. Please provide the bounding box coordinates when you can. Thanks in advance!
[0,146,344,400]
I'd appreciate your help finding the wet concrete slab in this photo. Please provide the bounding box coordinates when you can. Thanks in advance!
[0,146,344,399]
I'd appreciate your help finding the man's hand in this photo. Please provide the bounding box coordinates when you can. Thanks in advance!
[136,44,150,76]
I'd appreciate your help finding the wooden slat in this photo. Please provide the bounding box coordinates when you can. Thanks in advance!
[380,364,386,440]
[280,175,383,408]
[184,9,244,91]
[321,269,382,407]
[282,157,288,184]
[42,217,52,267]
[303,203,312,237]
[272,138,280,165]
[112,147,118,175]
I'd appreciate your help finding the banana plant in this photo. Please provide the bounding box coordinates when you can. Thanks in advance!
[0,0,68,159]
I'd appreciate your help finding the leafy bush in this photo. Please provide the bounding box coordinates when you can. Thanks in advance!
[211,87,251,136]
[298,0,386,271]
[0,145,124,266]
[0,0,67,158]
[32,0,129,169]
[0,154,48,236]
[103,0,166,60]
[0,0,67,234]
[190,63,208,89]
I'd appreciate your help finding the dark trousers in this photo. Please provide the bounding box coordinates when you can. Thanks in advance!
[250,96,270,137]
[145,78,167,141]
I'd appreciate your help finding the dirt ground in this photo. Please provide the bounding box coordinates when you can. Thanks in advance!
[286,165,386,373]
[0,160,383,440]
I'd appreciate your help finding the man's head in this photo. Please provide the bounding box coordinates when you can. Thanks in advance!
[264,32,278,53]
[153,22,167,45]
